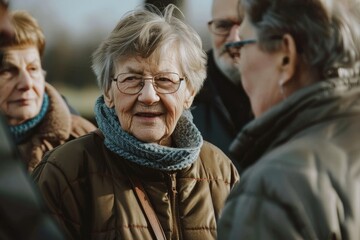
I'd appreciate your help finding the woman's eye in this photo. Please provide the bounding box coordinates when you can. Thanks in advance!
[29,66,39,72]
[0,67,17,78]
[124,76,142,81]
[156,77,172,82]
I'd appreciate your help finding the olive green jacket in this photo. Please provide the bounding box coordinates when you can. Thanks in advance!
[33,131,239,239]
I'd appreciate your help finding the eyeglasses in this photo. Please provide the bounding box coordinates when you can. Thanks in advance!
[112,72,185,95]
[225,39,257,51]
[225,36,284,54]
[208,19,240,36]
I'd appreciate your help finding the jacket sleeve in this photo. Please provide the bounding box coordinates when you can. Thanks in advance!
[217,191,305,240]
[217,160,323,240]
[32,152,83,240]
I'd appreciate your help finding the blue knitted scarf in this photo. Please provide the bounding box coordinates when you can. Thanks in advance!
[94,96,203,171]
[9,93,49,144]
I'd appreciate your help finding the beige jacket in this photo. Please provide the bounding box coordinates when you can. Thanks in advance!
[18,83,96,172]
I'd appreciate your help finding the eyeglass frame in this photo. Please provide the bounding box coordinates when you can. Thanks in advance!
[112,72,186,95]
[208,19,241,36]
[225,39,257,51]
[225,35,284,52]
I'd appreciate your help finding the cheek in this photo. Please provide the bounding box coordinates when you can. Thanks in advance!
[212,35,225,51]
[162,94,185,130]
[240,54,279,94]
[0,82,14,104]
[238,55,255,90]
[35,82,45,98]
[113,94,136,131]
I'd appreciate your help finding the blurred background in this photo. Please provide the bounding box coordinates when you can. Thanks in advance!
[10,0,212,124]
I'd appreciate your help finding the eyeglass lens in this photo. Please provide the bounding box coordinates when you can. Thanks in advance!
[209,19,239,35]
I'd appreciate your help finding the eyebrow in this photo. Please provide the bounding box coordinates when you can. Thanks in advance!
[123,66,143,74]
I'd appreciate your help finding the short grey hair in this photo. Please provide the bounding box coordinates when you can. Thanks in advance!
[92,4,207,93]
[240,0,360,78]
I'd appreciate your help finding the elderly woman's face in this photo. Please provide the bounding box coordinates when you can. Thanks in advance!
[0,45,45,125]
[105,53,195,146]
[236,15,284,117]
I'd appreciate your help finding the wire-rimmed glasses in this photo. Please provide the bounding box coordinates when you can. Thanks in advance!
[225,39,257,51]
[112,72,185,95]
[208,19,240,36]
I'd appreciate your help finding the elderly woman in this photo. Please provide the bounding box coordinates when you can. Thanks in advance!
[33,4,239,240]
[0,2,63,239]
[0,10,96,172]
[218,0,360,239]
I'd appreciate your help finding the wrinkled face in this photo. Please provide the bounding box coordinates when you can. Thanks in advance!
[0,45,45,125]
[104,53,195,146]
[210,0,241,84]
[236,15,283,117]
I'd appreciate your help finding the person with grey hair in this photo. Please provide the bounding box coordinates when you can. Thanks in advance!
[218,0,360,239]
[192,0,253,167]
[33,4,239,240]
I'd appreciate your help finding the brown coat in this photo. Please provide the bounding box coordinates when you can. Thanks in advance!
[18,83,96,172]
[32,130,239,240]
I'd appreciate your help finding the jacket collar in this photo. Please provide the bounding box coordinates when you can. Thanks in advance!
[230,77,360,172]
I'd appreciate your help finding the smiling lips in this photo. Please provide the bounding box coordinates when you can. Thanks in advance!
[135,112,163,117]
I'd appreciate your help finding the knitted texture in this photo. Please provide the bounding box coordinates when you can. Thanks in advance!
[10,93,49,144]
[94,96,203,171]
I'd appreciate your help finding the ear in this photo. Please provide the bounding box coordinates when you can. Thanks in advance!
[184,87,196,109]
[104,88,115,108]
[278,33,298,86]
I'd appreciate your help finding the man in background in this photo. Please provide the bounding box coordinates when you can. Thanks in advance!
[192,0,253,168]
[0,1,63,238]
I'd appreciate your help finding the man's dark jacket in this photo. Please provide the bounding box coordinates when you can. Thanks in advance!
[192,50,252,168]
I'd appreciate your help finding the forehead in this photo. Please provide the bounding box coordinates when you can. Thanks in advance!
[212,0,239,19]
[116,40,182,71]
[115,52,181,74]
[2,45,41,63]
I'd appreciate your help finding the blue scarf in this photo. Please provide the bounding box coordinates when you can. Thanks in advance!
[94,96,203,171]
[9,93,49,144]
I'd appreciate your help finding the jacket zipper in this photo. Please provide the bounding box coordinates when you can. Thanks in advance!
[169,173,181,240]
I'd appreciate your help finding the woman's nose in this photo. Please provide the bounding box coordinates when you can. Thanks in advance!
[17,70,33,90]
[137,80,160,105]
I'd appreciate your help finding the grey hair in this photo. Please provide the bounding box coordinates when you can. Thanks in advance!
[92,4,207,93]
[241,0,360,78]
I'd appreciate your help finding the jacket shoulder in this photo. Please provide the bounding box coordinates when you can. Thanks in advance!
[70,115,97,138]
[198,141,239,184]
[33,131,104,180]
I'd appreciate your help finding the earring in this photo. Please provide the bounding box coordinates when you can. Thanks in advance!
[282,56,289,65]
[278,80,286,99]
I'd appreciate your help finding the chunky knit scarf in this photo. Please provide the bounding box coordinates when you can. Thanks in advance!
[94,96,203,171]
[9,93,49,144]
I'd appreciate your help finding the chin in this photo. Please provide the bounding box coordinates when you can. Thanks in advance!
[135,133,162,143]
[15,111,39,124]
